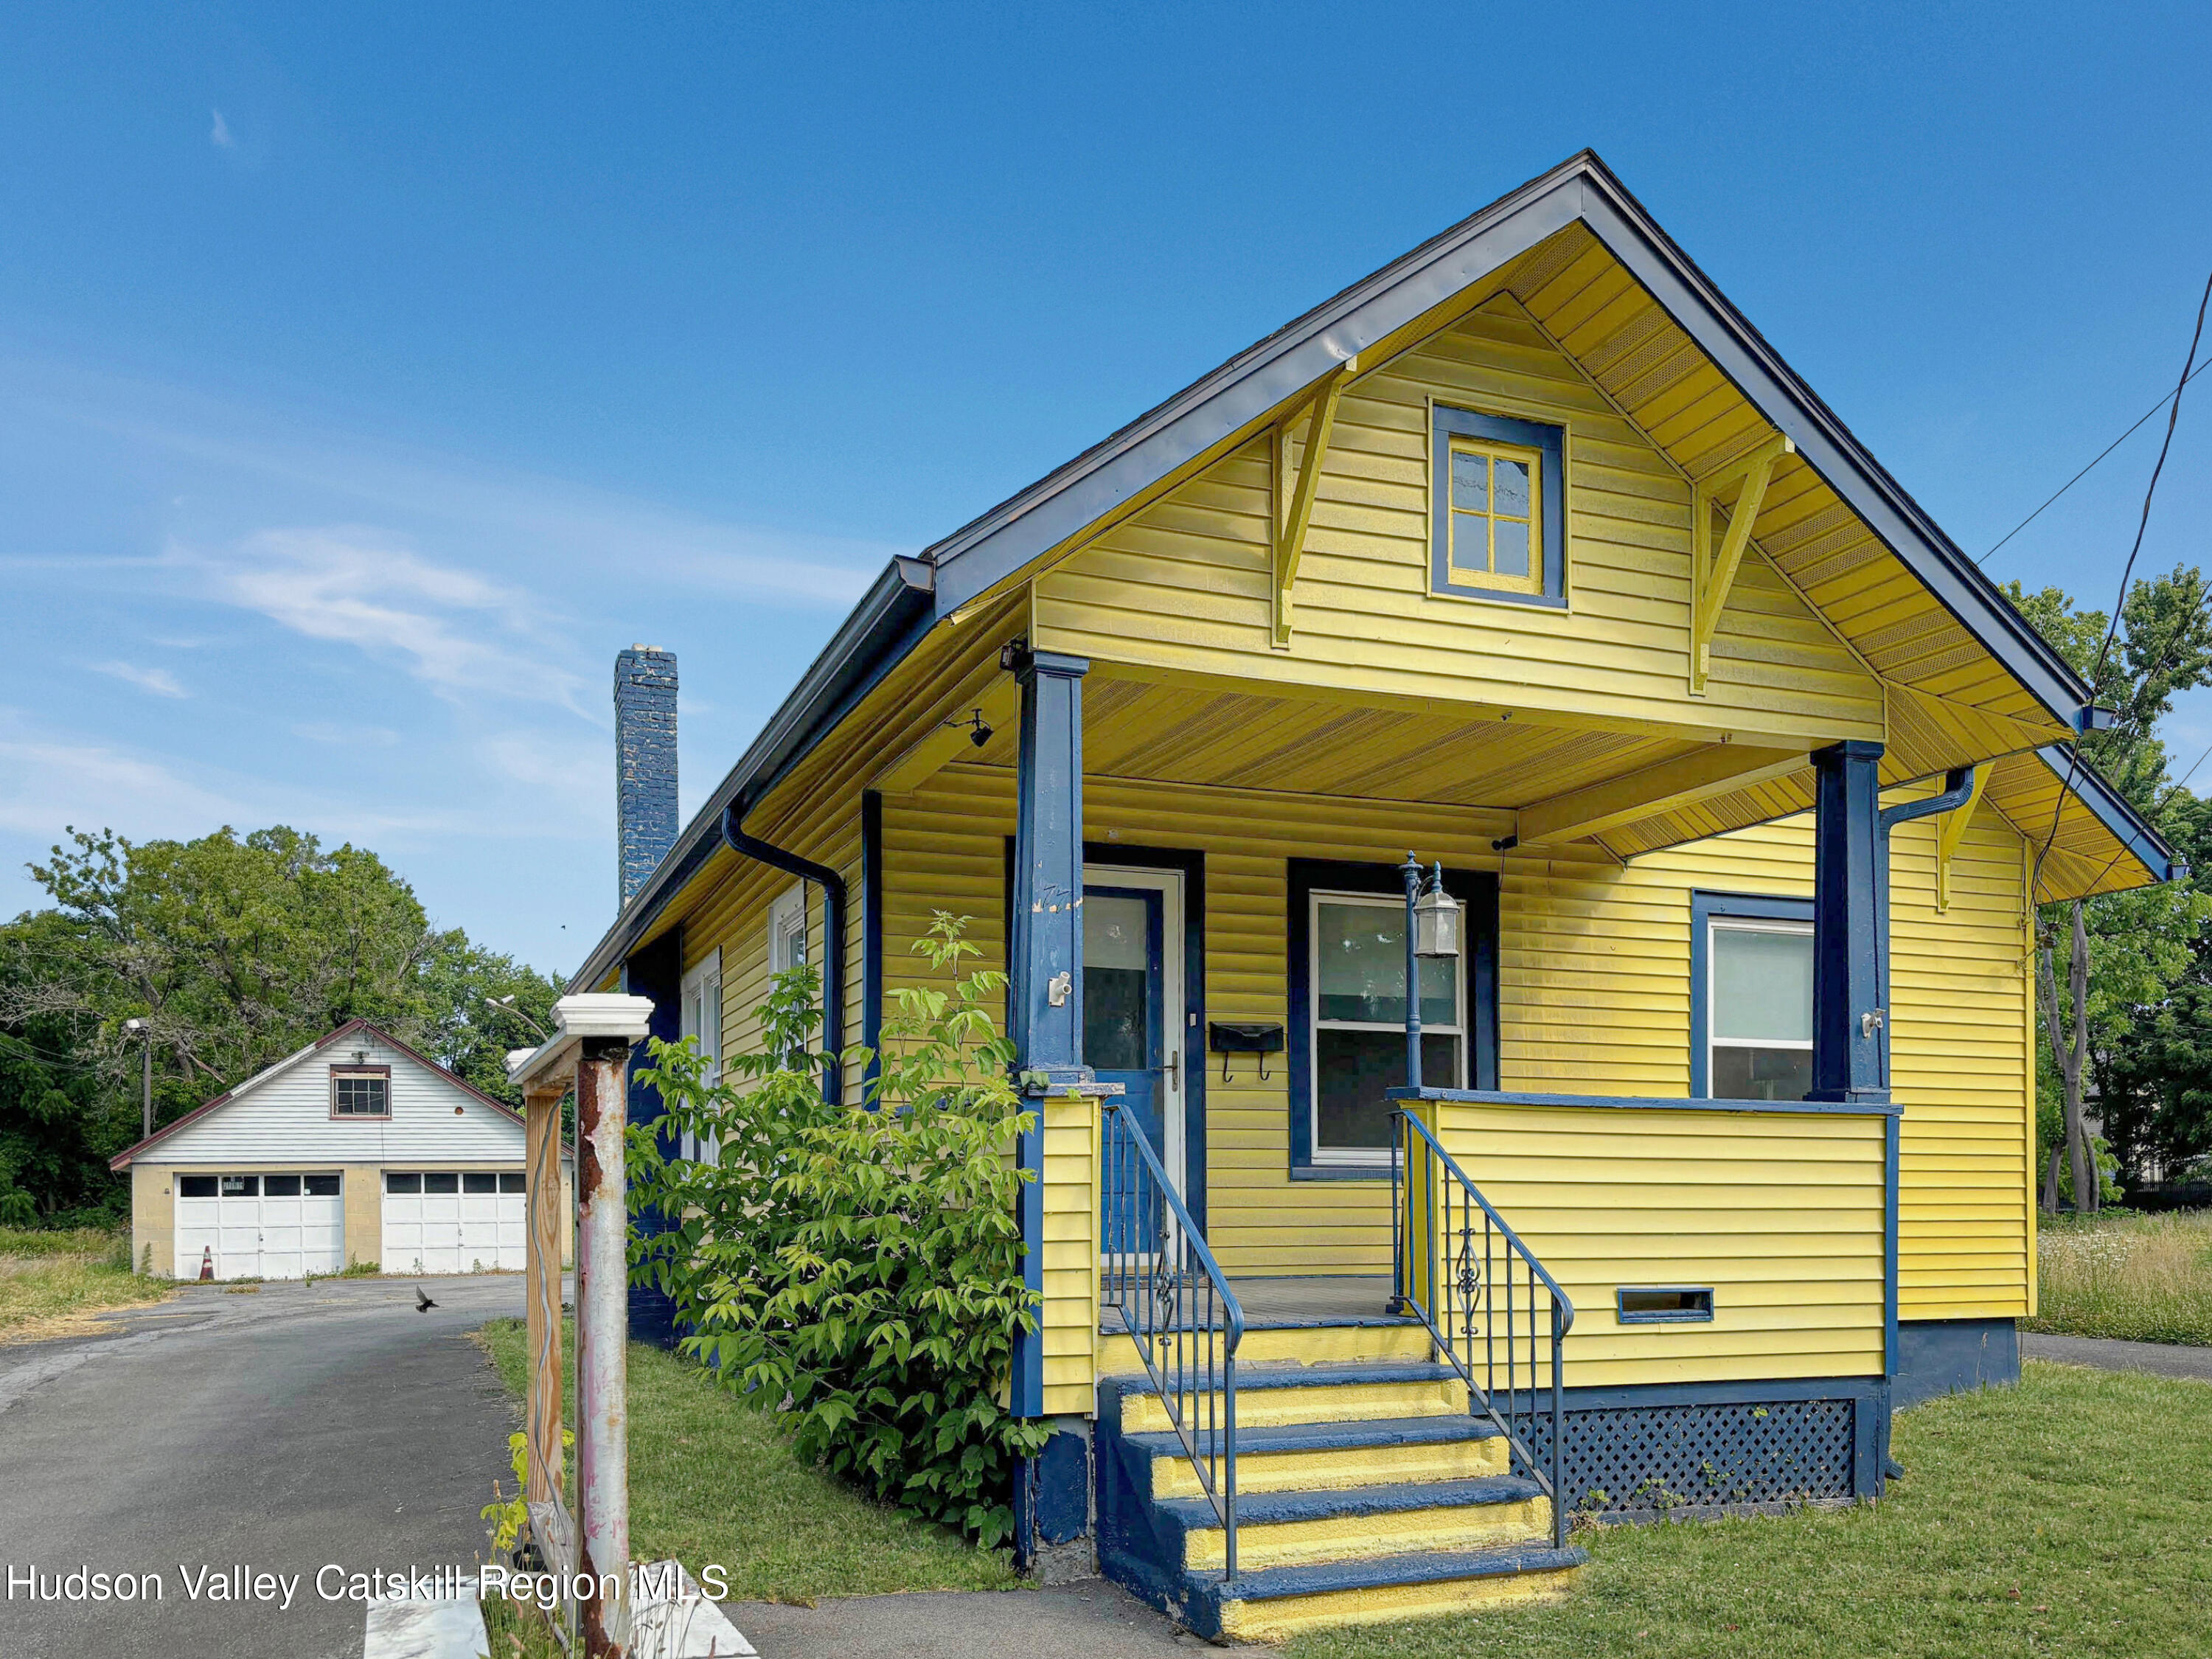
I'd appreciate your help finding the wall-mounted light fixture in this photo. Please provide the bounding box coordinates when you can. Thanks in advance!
[943,709,994,748]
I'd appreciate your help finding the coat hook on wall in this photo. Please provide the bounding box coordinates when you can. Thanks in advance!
[1208,1021,1284,1084]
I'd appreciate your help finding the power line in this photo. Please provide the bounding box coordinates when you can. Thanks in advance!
[2031,264,2212,908]
[1979,352,2212,568]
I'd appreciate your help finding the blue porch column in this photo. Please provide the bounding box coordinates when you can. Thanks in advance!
[1809,740,1888,1107]
[1008,646,1091,1565]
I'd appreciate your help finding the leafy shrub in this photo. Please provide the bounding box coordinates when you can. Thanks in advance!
[628,915,1046,1546]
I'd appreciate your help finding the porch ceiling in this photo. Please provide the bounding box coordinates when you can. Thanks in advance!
[968,675,1703,811]
[945,667,2160,895]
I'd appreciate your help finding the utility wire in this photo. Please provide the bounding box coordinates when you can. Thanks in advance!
[2031,265,2212,907]
[1979,353,2212,568]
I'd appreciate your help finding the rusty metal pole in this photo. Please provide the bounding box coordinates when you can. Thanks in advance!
[524,1082,567,1506]
[574,1036,632,1658]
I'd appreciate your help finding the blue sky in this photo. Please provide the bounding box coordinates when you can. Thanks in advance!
[2,3,2208,976]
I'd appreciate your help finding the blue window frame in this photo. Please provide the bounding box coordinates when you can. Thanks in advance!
[1287,859,1498,1178]
[1431,404,1567,606]
[1690,891,1815,1100]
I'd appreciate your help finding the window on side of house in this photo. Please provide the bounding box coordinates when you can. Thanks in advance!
[679,948,723,1162]
[1430,405,1567,605]
[330,1067,392,1118]
[1707,915,1814,1101]
[768,883,813,1066]
[1310,891,1464,1162]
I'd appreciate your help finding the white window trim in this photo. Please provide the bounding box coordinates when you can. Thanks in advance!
[1705,917,1815,1087]
[680,948,724,1163]
[769,884,809,977]
[1310,890,1467,1166]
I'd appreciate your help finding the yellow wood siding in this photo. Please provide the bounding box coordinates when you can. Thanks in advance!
[1031,302,1885,750]
[1421,1099,1887,1385]
[878,765,2029,1331]
[1040,1092,1102,1416]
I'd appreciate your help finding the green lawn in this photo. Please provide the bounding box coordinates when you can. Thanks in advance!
[0,1225,169,1340]
[2025,1208,2212,1346]
[474,1317,1020,1603]
[1285,1361,2212,1659]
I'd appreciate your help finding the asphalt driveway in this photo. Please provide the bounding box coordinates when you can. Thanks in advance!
[0,1275,529,1659]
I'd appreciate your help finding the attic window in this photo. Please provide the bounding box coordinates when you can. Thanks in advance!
[1431,405,1567,606]
[331,1066,392,1119]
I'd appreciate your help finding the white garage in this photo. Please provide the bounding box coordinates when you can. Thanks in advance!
[112,1018,570,1282]
[173,1172,346,1280]
[381,1171,529,1275]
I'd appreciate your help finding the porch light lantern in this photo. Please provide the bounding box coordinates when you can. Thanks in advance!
[1412,861,1461,959]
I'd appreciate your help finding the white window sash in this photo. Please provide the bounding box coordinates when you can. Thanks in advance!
[1310,891,1467,1164]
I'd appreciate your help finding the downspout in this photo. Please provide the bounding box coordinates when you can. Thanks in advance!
[721,791,846,1105]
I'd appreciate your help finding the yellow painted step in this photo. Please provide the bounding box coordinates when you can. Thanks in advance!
[1117,1373,1467,1436]
[1216,1560,1578,1642]
[1148,1424,1509,1500]
[1183,1494,1553,1573]
[1097,1321,1433,1376]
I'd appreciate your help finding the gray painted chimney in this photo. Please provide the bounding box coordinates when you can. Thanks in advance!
[614,645,678,906]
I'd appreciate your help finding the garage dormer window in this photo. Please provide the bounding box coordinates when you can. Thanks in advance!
[1431,405,1567,606]
[330,1066,392,1119]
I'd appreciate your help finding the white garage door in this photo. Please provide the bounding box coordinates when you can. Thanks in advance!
[173,1173,344,1281]
[382,1172,527,1275]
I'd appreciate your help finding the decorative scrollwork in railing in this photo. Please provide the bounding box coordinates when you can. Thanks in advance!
[1392,1109,1575,1550]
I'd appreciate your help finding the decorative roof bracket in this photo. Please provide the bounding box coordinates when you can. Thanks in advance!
[1689,431,1794,693]
[1273,360,1354,649]
[1934,765,1990,911]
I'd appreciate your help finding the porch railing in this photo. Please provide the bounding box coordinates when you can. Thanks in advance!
[1099,1097,1245,1580]
[1391,1108,1574,1548]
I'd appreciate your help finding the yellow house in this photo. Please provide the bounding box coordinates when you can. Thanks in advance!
[574,153,2174,1639]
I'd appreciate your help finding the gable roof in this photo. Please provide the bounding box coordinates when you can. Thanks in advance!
[108,1017,523,1171]
[571,149,2168,992]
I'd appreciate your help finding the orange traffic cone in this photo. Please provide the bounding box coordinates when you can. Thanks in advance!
[198,1246,214,1281]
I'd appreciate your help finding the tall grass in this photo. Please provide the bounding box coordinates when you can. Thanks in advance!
[0,1225,168,1338]
[2025,1208,2212,1346]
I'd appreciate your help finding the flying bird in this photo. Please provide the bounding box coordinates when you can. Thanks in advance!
[414,1285,438,1312]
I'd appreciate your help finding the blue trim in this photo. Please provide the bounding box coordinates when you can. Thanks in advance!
[622,932,684,1349]
[1688,890,1813,1099]
[2036,745,2183,884]
[1894,1318,2020,1409]
[1009,650,1088,1418]
[1085,841,1208,1234]
[1616,1286,1714,1324]
[1388,1086,1899,1119]
[860,789,884,1101]
[1290,859,1499,1176]
[1429,405,1568,606]
[722,798,846,1105]
[1810,741,1888,1105]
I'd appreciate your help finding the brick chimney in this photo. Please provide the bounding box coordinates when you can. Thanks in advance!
[613,645,678,906]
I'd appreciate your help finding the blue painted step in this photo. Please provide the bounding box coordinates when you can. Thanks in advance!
[1122,1412,1506,1463]
[1202,1538,1590,1613]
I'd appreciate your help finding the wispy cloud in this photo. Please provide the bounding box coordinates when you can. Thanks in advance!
[209,109,234,150]
[173,526,588,711]
[292,720,401,747]
[91,661,187,698]
[0,710,244,838]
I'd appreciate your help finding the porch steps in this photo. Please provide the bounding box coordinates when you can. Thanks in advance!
[1095,1339,1585,1640]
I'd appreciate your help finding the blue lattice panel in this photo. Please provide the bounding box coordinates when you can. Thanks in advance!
[1517,1396,1860,1517]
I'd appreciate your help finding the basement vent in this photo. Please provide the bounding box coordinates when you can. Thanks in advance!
[1617,1287,1714,1324]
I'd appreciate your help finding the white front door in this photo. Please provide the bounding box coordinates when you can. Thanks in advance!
[173,1173,344,1280]
[382,1172,528,1274]
[1082,863,1187,1197]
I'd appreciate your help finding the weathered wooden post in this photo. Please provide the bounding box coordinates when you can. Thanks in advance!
[522,1077,567,1505]
[507,992,655,1658]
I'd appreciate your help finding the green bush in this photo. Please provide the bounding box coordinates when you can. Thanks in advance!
[628,914,1046,1546]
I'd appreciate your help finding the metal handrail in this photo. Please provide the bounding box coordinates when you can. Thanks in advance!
[1099,1098,1245,1580]
[1391,1108,1576,1548]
